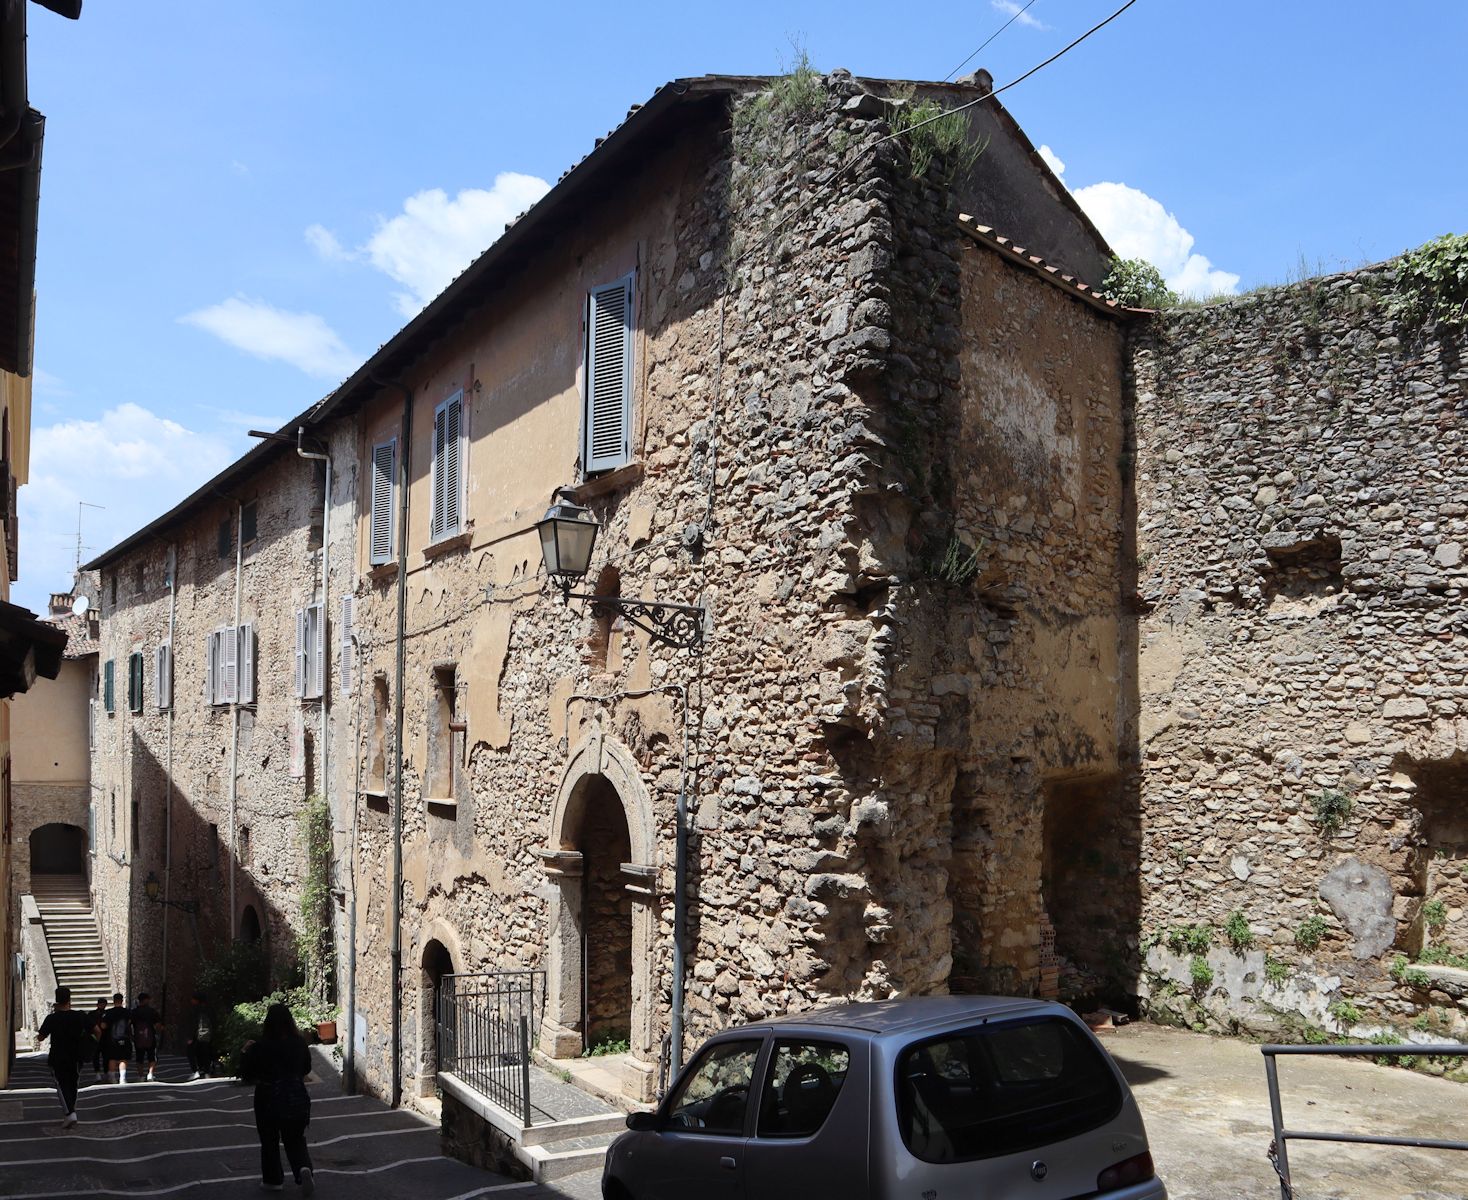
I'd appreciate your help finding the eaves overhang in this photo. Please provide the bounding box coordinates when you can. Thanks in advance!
[0,596,66,696]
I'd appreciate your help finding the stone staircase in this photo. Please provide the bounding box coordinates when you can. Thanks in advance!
[30,874,112,1001]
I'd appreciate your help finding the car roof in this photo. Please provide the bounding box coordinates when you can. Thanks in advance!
[736,996,1070,1040]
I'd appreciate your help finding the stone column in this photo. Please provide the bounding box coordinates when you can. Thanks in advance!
[537,850,585,1058]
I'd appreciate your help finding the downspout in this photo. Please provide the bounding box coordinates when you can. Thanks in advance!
[344,629,363,1092]
[373,377,413,1109]
[296,429,330,836]
[160,545,177,1018]
[227,501,243,940]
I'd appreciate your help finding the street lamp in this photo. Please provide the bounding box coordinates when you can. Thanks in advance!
[534,491,706,651]
[142,871,198,915]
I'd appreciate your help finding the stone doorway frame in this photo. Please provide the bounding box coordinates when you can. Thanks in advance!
[538,729,658,1100]
[416,919,464,1098]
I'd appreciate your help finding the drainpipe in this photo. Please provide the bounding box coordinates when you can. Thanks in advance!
[160,545,177,1018]
[227,502,243,939]
[344,629,363,1092]
[296,428,331,821]
[373,377,413,1109]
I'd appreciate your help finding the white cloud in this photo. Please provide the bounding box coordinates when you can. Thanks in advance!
[305,223,352,263]
[992,0,1049,30]
[179,296,359,379]
[1071,181,1240,298]
[16,403,234,606]
[230,160,251,178]
[362,173,551,316]
[1037,144,1066,180]
[31,367,71,397]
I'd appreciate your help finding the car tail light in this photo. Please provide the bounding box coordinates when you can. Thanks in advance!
[1097,1150,1155,1192]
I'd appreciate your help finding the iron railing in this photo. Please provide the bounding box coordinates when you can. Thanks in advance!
[1262,1041,1468,1199]
[437,970,546,1128]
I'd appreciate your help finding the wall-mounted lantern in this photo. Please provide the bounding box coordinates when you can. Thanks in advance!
[142,871,198,915]
[534,492,705,651]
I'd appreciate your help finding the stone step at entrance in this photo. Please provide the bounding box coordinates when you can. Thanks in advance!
[28,873,112,1000]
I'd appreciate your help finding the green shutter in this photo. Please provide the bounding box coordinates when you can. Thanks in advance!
[103,659,115,714]
[128,652,143,712]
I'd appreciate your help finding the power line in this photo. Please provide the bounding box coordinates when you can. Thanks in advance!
[944,0,1042,82]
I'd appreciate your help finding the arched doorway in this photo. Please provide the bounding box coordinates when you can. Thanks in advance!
[541,731,658,1100]
[30,823,85,876]
[239,905,263,944]
[419,939,455,1096]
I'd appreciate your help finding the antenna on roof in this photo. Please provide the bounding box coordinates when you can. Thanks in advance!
[76,500,104,574]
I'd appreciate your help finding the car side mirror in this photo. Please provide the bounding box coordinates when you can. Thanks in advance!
[625,1110,660,1132]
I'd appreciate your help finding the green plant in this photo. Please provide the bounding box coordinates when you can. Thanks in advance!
[1389,954,1432,987]
[298,793,335,1006]
[1166,924,1213,956]
[1418,946,1468,969]
[933,536,983,587]
[1328,999,1362,1028]
[1264,956,1291,986]
[1311,789,1353,836]
[195,939,269,1009]
[1301,1024,1332,1045]
[583,1033,630,1058]
[1224,910,1255,952]
[731,45,825,169]
[1295,916,1328,952]
[886,90,987,181]
[215,986,337,1076]
[1387,231,1468,329]
[1189,956,1214,991]
[1101,257,1179,309]
[1422,898,1448,931]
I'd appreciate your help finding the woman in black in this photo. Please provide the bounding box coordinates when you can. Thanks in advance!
[240,1004,314,1194]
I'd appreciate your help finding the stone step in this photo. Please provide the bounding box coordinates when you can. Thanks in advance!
[525,1133,616,1183]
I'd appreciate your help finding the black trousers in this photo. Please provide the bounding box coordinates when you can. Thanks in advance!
[51,1059,79,1115]
[187,1040,214,1073]
[253,1093,311,1185]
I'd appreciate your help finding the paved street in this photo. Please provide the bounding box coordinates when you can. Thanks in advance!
[1,1052,602,1199]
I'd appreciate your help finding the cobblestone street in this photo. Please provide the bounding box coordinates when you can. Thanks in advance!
[1,1053,601,1199]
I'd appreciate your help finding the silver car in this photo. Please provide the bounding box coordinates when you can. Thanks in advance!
[603,996,1166,1200]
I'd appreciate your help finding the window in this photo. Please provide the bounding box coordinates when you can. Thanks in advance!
[369,676,389,792]
[583,274,634,472]
[429,392,464,542]
[666,1039,761,1136]
[155,642,172,710]
[757,1040,850,1138]
[339,595,355,694]
[206,626,239,706]
[237,622,256,705]
[241,501,258,545]
[239,824,251,866]
[896,1018,1122,1164]
[131,799,140,855]
[427,665,458,800]
[133,563,144,596]
[102,659,116,714]
[108,574,117,610]
[295,603,325,700]
[127,651,144,713]
[369,440,396,564]
[218,517,233,560]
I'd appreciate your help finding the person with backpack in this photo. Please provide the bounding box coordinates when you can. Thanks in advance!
[101,993,132,1083]
[240,1003,314,1194]
[89,997,107,1081]
[130,992,163,1082]
[37,986,90,1127]
[185,991,215,1080]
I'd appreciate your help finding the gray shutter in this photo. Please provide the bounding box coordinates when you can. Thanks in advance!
[294,609,306,698]
[220,625,238,704]
[309,603,325,700]
[155,642,171,710]
[205,634,216,705]
[430,404,447,541]
[370,440,395,564]
[238,623,255,705]
[442,393,462,536]
[340,595,354,694]
[585,276,633,472]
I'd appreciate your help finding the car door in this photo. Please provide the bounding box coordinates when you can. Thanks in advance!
[742,1036,868,1200]
[629,1036,765,1200]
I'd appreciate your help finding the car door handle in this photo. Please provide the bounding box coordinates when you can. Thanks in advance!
[719,1156,737,1170]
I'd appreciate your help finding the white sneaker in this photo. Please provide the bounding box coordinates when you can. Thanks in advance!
[146,1071,155,1082]
[61,1112,77,1128]
[299,1167,314,1196]
[189,1071,201,1081]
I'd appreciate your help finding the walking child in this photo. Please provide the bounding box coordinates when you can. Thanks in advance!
[36,986,89,1127]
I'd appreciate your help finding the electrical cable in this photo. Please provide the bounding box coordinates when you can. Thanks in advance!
[944,0,1042,81]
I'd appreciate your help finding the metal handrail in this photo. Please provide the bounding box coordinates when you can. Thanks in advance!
[437,970,546,1128]
[1262,1042,1468,1199]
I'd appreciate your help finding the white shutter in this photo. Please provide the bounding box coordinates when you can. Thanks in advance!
[238,623,255,705]
[340,595,355,695]
[205,632,216,705]
[155,642,171,710]
[584,276,633,472]
[309,603,325,700]
[294,609,307,698]
[220,624,238,704]
[369,440,395,564]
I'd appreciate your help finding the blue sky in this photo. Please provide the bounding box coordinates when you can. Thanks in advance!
[17,0,1468,611]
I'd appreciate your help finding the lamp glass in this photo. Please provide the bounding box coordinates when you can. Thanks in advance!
[536,500,599,580]
[143,872,160,902]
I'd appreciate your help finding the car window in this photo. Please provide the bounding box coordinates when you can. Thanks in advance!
[666,1039,761,1136]
[757,1039,850,1138]
[896,1018,1122,1163]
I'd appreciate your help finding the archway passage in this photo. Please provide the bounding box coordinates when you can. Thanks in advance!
[421,939,455,1091]
[30,823,85,876]
[572,775,633,1049]
[239,905,263,944]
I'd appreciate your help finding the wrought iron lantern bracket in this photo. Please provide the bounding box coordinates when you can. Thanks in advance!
[556,579,706,651]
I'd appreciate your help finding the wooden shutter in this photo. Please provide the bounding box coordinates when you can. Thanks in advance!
[155,643,171,710]
[584,276,633,472]
[340,595,354,695]
[103,659,115,713]
[294,609,307,698]
[238,623,255,705]
[128,652,143,712]
[431,392,463,541]
[307,603,326,699]
[219,625,238,704]
[369,440,395,564]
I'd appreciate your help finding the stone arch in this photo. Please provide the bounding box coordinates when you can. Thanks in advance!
[415,920,462,1097]
[29,823,85,876]
[540,730,659,1100]
[239,904,263,944]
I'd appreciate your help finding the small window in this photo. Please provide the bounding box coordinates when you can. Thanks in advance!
[131,799,140,855]
[666,1039,761,1136]
[896,1018,1122,1164]
[127,651,144,713]
[239,824,251,867]
[241,501,258,545]
[218,517,233,560]
[429,393,464,543]
[295,603,325,700]
[133,563,144,596]
[583,274,634,472]
[427,665,458,800]
[102,659,116,714]
[757,1040,850,1138]
[108,574,117,610]
[206,626,239,706]
[369,440,396,564]
[369,676,389,792]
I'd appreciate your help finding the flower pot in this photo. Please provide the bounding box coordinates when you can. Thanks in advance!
[315,1021,337,1044]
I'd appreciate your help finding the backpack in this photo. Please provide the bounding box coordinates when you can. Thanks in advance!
[134,1022,155,1050]
[109,1013,130,1043]
[270,1076,311,1124]
[196,1012,212,1041]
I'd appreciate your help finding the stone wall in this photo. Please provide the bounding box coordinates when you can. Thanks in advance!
[1131,266,1468,1041]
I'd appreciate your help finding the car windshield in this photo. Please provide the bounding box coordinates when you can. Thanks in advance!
[896,1017,1122,1163]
